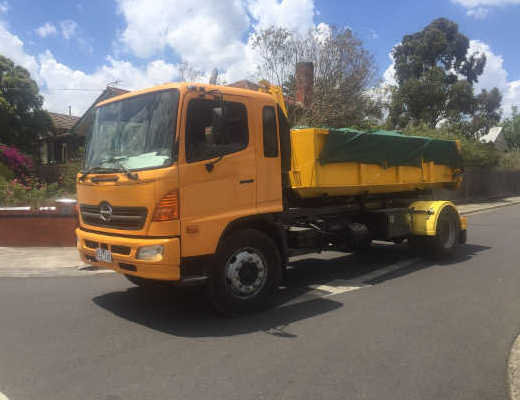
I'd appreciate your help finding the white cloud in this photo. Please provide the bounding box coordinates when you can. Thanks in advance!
[0,22,40,80]
[453,0,520,6]
[35,22,57,38]
[466,6,489,18]
[247,0,315,35]
[382,45,399,87]
[60,19,78,40]
[39,52,180,115]
[0,0,323,115]
[115,0,316,79]
[452,0,520,18]
[0,19,179,115]
[0,1,8,14]
[468,40,520,116]
[115,0,251,72]
[383,61,396,87]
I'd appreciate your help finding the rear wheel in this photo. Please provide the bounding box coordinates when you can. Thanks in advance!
[428,206,461,259]
[408,206,461,259]
[208,229,282,316]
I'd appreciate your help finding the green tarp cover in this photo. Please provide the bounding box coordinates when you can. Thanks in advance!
[319,128,462,169]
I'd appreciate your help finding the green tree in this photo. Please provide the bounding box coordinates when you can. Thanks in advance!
[503,107,520,151]
[388,18,501,135]
[0,55,52,151]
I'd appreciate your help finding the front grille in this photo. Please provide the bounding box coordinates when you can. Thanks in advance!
[85,240,98,249]
[111,245,131,255]
[82,240,131,256]
[80,204,147,230]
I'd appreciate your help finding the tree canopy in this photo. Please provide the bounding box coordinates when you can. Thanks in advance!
[0,55,52,152]
[252,25,382,128]
[503,107,520,151]
[388,18,502,136]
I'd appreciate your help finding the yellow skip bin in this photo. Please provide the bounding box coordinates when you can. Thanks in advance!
[289,128,463,199]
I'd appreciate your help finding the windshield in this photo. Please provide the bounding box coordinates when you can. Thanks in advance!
[84,89,179,172]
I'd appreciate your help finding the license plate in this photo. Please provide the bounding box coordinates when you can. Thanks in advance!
[95,248,112,263]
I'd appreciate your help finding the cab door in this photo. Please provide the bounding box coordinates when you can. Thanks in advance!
[178,93,257,258]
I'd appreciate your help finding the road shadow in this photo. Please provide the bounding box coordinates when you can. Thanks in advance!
[92,285,342,338]
[92,241,489,338]
[363,243,491,284]
[282,241,489,287]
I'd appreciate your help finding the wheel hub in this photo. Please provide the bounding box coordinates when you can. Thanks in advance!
[225,249,267,298]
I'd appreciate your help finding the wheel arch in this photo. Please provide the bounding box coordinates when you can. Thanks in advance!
[409,200,461,236]
[217,214,288,266]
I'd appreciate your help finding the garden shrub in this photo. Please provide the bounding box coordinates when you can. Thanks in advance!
[403,124,500,168]
[0,145,33,179]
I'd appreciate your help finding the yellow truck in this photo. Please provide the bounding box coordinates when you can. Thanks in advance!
[76,82,467,314]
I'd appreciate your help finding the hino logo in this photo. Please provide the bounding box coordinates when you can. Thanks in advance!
[99,202,113,222]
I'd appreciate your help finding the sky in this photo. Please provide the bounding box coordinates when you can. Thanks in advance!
[0,0,519,118]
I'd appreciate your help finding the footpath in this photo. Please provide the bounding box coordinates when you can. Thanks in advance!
[1,196,520,278]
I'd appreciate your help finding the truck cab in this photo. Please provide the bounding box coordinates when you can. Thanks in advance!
[76,83,287,310]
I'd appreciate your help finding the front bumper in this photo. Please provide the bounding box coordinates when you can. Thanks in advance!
[76,228,181,281]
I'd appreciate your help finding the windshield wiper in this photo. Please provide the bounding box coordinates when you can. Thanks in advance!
[114,162,139,181]
[100,156,139,180]
[78,167,118,182]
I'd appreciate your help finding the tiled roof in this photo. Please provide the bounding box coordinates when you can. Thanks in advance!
[103,86,129,98]
[227,80,261,91]
[49,112,80,131]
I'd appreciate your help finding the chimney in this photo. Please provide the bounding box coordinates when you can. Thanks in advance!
[209,68,218,85]
[68,106,72,116]
[295,62,314,108]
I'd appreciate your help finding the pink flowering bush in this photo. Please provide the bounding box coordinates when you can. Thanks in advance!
[0,145,33,178]
[0,176,65,207]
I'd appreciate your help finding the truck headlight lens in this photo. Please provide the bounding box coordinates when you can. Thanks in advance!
[136,245,164,260]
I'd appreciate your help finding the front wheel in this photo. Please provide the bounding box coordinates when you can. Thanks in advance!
[207,229,282,316]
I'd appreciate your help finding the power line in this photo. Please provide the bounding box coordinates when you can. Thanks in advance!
[45,88,105,92]
[1,87,104,92]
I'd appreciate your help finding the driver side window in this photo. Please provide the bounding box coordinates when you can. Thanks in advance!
[185,98,249,163]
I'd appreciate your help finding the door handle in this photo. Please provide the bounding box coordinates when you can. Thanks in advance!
[239,179,254,184]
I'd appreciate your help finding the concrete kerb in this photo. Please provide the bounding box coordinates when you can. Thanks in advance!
[509,334,520,400]
[458,197,520,216]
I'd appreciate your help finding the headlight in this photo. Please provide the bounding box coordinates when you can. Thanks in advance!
[136,245,164,260]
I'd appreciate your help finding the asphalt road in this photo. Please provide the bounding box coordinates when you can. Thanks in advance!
[1,206,520,400]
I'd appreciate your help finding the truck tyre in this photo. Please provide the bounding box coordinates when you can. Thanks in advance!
[427,206,461,259]
[348,222,372,253]
[208,229,282,316]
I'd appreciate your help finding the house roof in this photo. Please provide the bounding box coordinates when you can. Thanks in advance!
[480,126,507,151]
[49,112,80,132]
[480,126,503,143]
[227,80,261,91]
